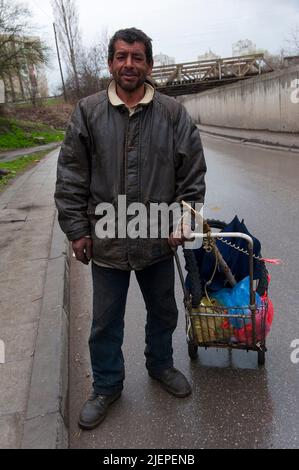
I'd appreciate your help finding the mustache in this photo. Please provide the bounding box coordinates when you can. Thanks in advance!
[121,70,138,76]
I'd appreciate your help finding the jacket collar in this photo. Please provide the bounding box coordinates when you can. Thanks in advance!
[107,79,155,110]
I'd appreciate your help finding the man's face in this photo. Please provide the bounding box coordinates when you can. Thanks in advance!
[108,40,153,92]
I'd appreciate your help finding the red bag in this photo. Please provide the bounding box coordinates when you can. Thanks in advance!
[233,276,274,345]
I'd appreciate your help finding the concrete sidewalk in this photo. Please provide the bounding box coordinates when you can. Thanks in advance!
[0,142,62,163]
[0,148,69,449]
[198,124,299,153]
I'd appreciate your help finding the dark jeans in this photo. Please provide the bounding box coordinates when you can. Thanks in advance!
[89,258,178,395]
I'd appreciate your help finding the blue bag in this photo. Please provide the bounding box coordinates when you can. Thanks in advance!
[212,276,261,329]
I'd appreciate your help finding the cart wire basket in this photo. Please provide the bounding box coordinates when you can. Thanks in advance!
[174,227,268,366]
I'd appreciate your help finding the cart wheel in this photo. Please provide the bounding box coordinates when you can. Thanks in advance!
[183,249,202,307]
[188,341,198,360]
[258,350,266,366]
[206,219,227,230]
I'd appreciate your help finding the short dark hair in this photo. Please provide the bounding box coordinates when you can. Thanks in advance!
[108,27,153,65]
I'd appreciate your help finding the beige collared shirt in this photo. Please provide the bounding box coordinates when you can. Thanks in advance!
[108,79,155,115]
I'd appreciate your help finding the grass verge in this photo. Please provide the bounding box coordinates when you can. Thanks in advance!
[0,150,52,191]
[0,117,65,151]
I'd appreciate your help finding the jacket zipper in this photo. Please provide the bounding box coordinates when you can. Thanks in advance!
[124,114,130,195]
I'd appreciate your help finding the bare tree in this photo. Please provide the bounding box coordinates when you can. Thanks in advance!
[0,0,49,103]
[78,30,110,92]
[60,30,110,102]
[263,49,286,70]
[285,24,299,55]
[52,0,81,96]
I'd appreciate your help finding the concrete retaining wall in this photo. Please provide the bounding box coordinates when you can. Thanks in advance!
[179,65,299,133]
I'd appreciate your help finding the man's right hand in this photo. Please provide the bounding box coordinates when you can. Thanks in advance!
[72,237,93,265]
[168,223,193,248]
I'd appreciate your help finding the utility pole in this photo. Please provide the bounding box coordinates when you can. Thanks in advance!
[53,22,67,102]
[60,1,80,95]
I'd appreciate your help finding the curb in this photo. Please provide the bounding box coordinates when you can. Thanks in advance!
[21,212,70,449]
[198,127,299,153]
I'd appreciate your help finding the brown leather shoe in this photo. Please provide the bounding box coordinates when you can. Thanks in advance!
[149,367,192,397]
[78,391,121,430]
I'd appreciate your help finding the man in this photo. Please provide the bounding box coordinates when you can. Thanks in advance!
[55,27,206,430]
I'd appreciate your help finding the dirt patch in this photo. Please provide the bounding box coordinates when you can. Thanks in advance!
[3,103,74,130]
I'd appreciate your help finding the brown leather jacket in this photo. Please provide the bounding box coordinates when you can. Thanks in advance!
[54,88,206,270]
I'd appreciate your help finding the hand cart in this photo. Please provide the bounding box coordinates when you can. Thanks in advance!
[174,225,268,366]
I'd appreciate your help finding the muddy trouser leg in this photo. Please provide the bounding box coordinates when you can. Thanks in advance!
[89,262,131,395]
[135,258,178,374]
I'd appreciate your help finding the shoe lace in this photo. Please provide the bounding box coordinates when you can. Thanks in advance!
[96,395,106,403]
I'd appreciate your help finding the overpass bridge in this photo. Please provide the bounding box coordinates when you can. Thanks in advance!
[150,53,273,96]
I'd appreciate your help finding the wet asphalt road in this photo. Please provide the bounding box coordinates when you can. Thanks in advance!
[69,135,299,449]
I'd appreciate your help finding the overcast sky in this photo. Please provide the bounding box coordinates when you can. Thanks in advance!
[24,0,299,93]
